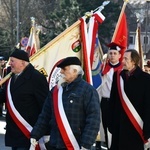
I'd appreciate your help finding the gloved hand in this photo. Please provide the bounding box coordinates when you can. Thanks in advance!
[29,138,38,150]
[30,138,38,147]
[81,146,89,150]
[144,138,150,149]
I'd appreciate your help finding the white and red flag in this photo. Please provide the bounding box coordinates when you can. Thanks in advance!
[26,18,40,57]
[80,10,105,85]
[26,27,37,56]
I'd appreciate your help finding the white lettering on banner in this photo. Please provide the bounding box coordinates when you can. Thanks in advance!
[49,67,61,90]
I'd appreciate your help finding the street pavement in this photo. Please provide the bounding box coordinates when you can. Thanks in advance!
[0,116,11,150]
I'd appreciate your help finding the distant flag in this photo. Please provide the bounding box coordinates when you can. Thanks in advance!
[26,17,40,57]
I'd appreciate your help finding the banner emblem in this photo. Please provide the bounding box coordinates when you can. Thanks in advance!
[72,40,81,52]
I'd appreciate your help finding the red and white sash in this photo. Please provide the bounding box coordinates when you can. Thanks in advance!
[53,86,80,150]
[117,71,147,143]
[6,78,49,150]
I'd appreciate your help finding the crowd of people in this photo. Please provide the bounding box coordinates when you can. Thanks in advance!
[0,46,150,150]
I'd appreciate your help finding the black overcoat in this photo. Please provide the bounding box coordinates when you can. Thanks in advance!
[0,64,49,147]
[108,67,150,150]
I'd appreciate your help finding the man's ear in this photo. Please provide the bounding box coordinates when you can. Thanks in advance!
[73,69,77,73]
[22,60,25,65]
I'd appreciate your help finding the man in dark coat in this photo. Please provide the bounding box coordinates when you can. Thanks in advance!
[108,49,150,150]
[30,56,100,150]
[0,49,49,150]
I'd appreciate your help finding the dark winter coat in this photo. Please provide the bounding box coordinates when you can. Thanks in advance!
[0,64,49,148]
[108,66,150,150]
[31,75,100,149]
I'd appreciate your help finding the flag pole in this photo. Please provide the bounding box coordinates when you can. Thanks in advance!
[16,0,20,44]
[137,23,144,69]
[0,72,12,86]
[31,17,38,53]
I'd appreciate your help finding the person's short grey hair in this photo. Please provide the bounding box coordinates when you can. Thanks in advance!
[69,65,84,76]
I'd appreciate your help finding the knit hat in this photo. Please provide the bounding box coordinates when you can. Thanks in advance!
[10,49,29,62]
[57,56,81,68]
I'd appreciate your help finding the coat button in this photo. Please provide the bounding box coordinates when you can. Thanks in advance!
[70,100,73,103]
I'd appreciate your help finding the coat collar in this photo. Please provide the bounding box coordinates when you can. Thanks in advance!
[62,75,82,91]
[10,64,34,91]
[121,66,142,79]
